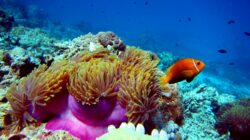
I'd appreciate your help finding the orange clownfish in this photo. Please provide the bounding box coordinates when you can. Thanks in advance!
[161,58,205,85]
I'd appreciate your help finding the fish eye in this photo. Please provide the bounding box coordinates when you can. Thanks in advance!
[197,62,201,65]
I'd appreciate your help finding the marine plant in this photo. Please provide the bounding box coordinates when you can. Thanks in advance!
[215,99,250,140]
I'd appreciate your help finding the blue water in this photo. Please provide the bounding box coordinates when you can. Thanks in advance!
[2,0,250,95]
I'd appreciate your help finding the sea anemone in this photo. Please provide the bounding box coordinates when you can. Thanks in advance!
[118,68,161,124]
[4,45,182,139]
[70,48,118,63]
[46,57,127,140]
[5,78,35,133]
[121,47,159,70]
[23,60,71,119]
[118,47,161,131]
[5,60,73,133]
[67,59,121,106]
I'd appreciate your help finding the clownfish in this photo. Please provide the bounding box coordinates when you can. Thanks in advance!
[161,58,205,85]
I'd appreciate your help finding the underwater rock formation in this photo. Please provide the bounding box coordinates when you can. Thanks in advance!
[0,10,15,32]
[215,99,250,140]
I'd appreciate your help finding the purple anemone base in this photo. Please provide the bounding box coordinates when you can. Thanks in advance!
[45,95,127,140]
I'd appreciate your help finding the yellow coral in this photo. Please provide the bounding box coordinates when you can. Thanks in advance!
[68,59,121,105]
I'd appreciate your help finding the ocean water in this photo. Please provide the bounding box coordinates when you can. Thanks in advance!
[1,0,250,139]
[7,0,250,92]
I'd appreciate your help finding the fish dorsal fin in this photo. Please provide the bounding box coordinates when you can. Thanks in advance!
[181,70,193,78]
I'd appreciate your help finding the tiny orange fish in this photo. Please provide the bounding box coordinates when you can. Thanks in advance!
[161,58,205,85]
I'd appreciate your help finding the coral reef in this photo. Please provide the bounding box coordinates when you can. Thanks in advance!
[1,2,86,39]
[179,84,221,139]
[97,31,126,53]
[10,26,58,55]
[0,30,92,89]
[156,84,183,126]
[215,99,250,140]
[157,51,179,72]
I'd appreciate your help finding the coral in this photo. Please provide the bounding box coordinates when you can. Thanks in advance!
[53,33,101,60]
[11,56,39,78]
[2,51,12,65]
[179,84,221,139]
[157,51,179,72]
[97,31,126,53]
[0,47,41,88]
[156,84,183,125]
[10,26,59,56]
[215,99,250,140]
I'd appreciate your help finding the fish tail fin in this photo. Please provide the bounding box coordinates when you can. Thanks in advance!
[160,76,170,86]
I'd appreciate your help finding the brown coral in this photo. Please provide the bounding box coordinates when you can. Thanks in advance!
[97,31,126,53]
[68,59,121,105]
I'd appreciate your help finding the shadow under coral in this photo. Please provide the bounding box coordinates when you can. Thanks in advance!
[45,95,127,140]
